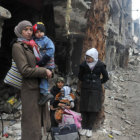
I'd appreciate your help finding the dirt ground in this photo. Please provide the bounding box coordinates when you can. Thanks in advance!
[89,60,140,140]
[1,56,140,140]
[42,57,140,140]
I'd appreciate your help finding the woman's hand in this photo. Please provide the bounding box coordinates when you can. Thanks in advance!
[46,69,52,79]
[58,103,65,107]
[50,105,57,110]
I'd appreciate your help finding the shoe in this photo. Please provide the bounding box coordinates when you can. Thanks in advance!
[38,94,54,105]
[79,129,87,136]
[86,130,92,138]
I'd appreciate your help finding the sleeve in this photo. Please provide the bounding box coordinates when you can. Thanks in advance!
[53,100,60,108]
[101,64,109,84]
[45,38,55,57]
[78,64,84,81]
[36,54,51,66]
[50,86,56,105]
[12,43,47,78]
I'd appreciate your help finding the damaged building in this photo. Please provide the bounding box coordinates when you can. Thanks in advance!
[0,0,132,78]
[105,0,132,70]
[132,19,140,49]
[0,0,133,127]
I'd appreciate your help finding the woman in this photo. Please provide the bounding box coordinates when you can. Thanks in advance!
[50,77,65,127]
[12,20,52,140]
[78,48,109,138]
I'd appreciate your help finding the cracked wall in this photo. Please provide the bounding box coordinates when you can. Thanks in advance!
[105,0,132,70]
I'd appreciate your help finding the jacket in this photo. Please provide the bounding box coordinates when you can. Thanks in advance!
[34,36,55,69]
[78,60,109,112]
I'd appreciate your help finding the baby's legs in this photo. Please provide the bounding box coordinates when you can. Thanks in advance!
[38,78,53,105]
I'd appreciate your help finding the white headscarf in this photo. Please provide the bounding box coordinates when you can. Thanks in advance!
[85,48,98,70]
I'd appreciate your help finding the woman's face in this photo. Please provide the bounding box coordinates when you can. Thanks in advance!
[86,55,94,63]
[56,81,64,89]
[21,26,33,40]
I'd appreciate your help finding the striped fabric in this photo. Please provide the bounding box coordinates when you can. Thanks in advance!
[4,59,22,89]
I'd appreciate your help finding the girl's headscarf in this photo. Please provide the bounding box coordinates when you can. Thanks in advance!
[85,48,99,70]
[14,20,32,38]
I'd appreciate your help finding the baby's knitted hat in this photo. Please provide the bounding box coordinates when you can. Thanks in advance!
[33,22,45,33]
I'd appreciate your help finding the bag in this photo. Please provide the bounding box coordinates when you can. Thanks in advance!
[59,114,75,126]
[4,59,22,89]
[64,109,82,129]
[51,124,79,140]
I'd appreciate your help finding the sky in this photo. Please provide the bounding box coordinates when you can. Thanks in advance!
[132,0,140,20]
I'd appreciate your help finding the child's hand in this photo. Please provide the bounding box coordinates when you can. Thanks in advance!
[70,101,75,108]
[65,105,71,109]
[46,69,52,79]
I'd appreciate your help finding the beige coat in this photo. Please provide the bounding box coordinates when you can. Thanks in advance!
[12,42,51,140]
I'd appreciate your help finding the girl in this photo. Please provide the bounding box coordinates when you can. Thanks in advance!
[78,48,109,138]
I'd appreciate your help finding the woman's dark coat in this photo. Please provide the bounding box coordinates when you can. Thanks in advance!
[78,60,109,112]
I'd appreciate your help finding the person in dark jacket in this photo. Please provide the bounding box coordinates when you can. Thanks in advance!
[50,77,65,127]
[78,48,109,138]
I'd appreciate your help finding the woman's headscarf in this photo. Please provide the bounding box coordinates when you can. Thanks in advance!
[55,77,65,84]
[14,20,41,62]
[85,48,99,70]
[14,20,32,38]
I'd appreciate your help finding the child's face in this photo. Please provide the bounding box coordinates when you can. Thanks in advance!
[56,81,64,89]
[35,30,44,38]
[86,55,94,63]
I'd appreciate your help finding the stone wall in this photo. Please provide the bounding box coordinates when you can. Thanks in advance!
[0,6,11,47]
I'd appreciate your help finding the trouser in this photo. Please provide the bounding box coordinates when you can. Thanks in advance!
[40,78,49,95]
[81,112,98,130]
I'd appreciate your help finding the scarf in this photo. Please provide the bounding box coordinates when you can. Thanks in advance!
[85,48,98,70]
[17,38,41,62]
